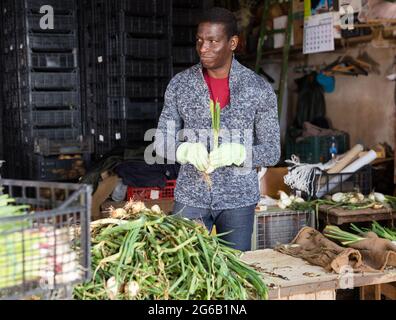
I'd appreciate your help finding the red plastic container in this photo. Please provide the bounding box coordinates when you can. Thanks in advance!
[127,180,176,201]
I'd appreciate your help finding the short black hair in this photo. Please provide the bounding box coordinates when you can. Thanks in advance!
[198,7,238,39]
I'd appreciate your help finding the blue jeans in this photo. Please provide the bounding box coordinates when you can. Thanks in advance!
[173,201,255,252]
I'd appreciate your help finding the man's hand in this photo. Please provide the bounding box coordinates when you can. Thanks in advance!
[209,143,246,170]
[176,142,209,172]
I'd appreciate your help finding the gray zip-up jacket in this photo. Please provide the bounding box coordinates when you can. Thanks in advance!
[155,57,280,210]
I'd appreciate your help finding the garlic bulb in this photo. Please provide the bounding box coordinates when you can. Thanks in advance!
[282,198,292,207]
[106,276,119,300]
[125,281,140,298]
[110,208,127,218]
[368,193,375,202]
[125,201,146,214]
[294,197,305,203]
[374,192,385,203]
[277,201,287,210]
[151,205,161,214]
[278,191,289,201]
[331,193,345,203]
[356,193,365,202]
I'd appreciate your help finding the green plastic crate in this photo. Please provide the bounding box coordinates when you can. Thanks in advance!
[285,133,350,164]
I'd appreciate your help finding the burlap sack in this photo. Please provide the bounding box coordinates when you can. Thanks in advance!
[275,227,396,273]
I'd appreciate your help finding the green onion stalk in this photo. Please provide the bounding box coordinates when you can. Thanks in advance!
[203,99,221,189]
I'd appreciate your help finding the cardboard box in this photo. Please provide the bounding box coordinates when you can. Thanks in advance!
[260,167,290,198]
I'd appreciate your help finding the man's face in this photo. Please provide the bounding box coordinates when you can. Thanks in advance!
[196,22,238,70]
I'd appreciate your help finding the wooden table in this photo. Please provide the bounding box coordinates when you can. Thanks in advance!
[317,205,395,225]
[241,249,396,300]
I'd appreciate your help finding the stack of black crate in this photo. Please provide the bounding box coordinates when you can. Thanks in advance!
[172,0,212,76]
[107,0,173,152]
[1,0,24,178]
[80,0,108,158]
[81,0,173,159]
[1,0,90,180]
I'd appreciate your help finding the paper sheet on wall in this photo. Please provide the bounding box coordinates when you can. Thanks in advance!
[303,12,335,54]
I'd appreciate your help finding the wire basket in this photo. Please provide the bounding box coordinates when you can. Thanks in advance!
[312,165,372,199]
[252,207,314,250]
[0,179,92,300]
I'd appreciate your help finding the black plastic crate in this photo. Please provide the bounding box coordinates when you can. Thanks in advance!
[173,8,202,26]
[285,133,350,164]
[113,0,171,16]
[25,110,81,127]
[172,0,204,7]
[30,52,77,69]
[30,154,86,181]
[32,127,81,140]
[108,79,167,98]
[27,14,77,32]
[26,0,77,13]
[172,46,199,64]
[110,15,168,35]
[28,33,78,50]
[108,58,171,77]
[30,72,78,89]
[173,26,196,44]
[34,137,93,156]
[108,98,159,120]
[109,36,170,59]
[23,91,79,108]
[126,121,157,143]
[126,80,167,98]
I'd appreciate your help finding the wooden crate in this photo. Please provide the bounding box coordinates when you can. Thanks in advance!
[274,290,336,300]
[360,282,396,300]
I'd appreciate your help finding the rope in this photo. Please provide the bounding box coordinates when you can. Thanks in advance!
[283,155,333,197]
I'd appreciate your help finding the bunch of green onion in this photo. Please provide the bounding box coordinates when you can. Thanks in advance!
[351,221,396,241]
[203,100,221,188]
[323,225,366,246]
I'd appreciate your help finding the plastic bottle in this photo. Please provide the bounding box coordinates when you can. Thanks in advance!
[329,136,338,159]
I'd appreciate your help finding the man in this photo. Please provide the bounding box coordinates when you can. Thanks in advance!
[154,7,280,251]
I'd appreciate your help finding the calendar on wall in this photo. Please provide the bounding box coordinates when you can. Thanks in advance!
[303,12,335,54]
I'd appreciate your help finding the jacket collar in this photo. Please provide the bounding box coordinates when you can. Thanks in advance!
[192,55,243,91]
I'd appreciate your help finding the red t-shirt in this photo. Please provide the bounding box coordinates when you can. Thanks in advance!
[203,69,230,109]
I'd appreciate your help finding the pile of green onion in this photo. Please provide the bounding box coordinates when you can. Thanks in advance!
[73,202,268,300]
